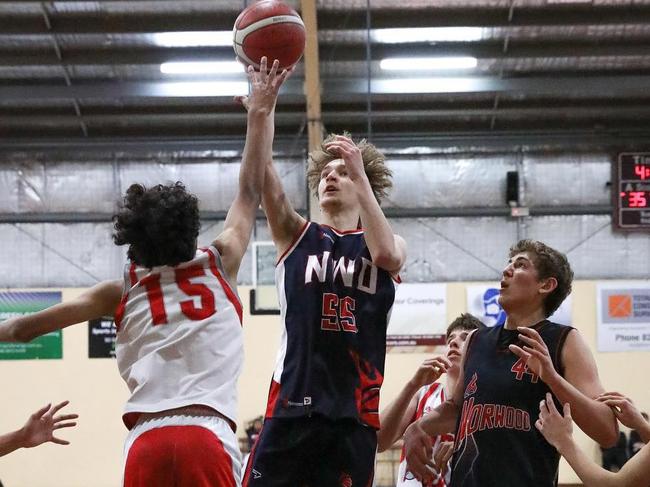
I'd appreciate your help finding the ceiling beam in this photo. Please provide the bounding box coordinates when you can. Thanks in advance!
[5,41,650,66]
[3,106,650,128]
[1,132,650,154]
[4,6,650,33]
[1,75,650,99]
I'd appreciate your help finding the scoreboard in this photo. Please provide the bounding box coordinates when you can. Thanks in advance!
[614,153,650,231]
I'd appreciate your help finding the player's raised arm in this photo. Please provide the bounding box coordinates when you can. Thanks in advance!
[0,279,122,343]
[377,356,450,452]
[323,135,406,274]
[538,394,649,487]
[216,57,291,281]
[261,162,308,259]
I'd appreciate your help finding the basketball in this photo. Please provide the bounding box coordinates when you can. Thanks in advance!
[233,0,306,70]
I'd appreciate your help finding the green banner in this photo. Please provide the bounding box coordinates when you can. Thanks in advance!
[0,292,63,360]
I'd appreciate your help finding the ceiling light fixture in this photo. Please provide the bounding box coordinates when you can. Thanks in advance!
[373,27,484,44]
[380,57,478,71]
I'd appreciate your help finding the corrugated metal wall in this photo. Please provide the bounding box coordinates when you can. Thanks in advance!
[0,146,647,287]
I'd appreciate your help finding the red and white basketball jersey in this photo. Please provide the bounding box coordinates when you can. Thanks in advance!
[397,382,453,487]
[114,246,243,429]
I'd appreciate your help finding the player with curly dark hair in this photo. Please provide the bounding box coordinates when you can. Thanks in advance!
[0,57,291,486]
[112,181,201,269]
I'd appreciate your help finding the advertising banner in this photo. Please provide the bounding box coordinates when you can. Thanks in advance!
[597,282,650,352]
[387,283,447,351]
[0,291,63,360]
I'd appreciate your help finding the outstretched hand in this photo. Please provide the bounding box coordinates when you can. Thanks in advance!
[21,401,78,448]
[234,57,292,114]
[536,393,573,452]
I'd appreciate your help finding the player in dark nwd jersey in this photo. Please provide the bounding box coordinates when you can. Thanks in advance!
[241,133,406,486]
[377,314,485,487]
[0,57,290,487]
[403,240,619,487]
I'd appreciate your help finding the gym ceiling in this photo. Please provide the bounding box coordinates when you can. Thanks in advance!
[1,0,650,147]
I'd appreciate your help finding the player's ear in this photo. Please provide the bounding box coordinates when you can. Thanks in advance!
[538,277,557,296]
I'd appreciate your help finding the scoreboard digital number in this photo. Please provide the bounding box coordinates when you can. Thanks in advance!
[615,153,650,230]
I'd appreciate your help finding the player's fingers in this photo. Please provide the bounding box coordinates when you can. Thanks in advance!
[517,326,544,343]
[545,393,560,416]
[324,142,343,155]
[50,437,70,446]
[535,418,543,431]
[234,95,250,111]
[435,442,453,469]
[50,401,70,415]
[539,398,549,416]
[267,58,280,80]
[601,399,626,411]
[259,56,268,76]
[54,414,79,423]
[53,421,77,430]
[598,393,630,405]
[563,402,572,420]
[433,356,453,369]
[331,137,355,152]
[522,345,545,358]
[32,403,51,420]
[508,344,530,360]
[275,69,290,87]
[517,334,547,352]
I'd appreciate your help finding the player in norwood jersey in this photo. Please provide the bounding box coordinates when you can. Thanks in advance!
[240,132,406,486]
[0,58,290,487]
[403,240,619,487]
[377,314,484,487]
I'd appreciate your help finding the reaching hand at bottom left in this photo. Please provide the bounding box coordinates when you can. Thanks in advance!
[21,400,79,448]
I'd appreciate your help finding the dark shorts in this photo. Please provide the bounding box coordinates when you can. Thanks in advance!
[243,416,377,487]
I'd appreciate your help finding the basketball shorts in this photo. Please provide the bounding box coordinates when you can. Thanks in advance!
[243,416,377,487]
[123,413,242,487]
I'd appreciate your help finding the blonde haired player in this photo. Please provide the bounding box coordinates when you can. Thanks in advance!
[0,57,290,487]
[234,125,406,484]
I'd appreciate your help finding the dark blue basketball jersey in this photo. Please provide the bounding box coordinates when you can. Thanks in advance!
[450,321,573,487]
[265,222,398,428]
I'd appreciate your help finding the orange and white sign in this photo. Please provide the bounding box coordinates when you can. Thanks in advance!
[597,282,650,352]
